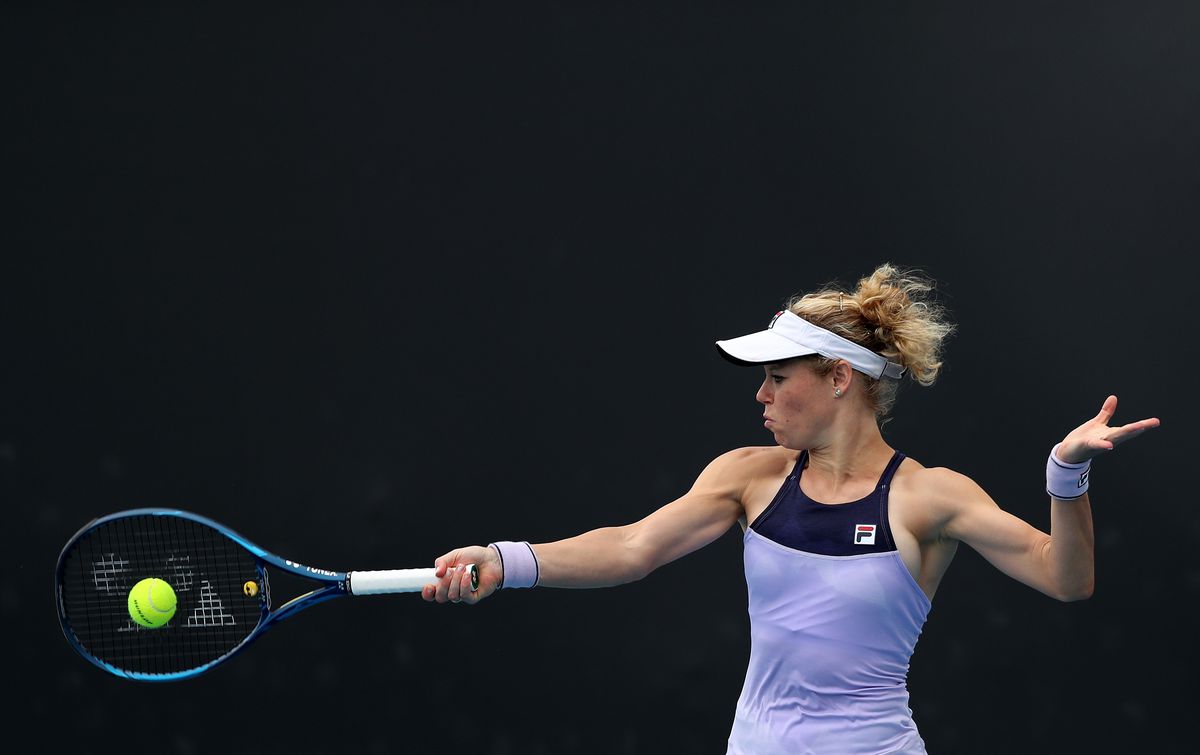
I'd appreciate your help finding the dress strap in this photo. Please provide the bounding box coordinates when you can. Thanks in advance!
[875,450,906,490]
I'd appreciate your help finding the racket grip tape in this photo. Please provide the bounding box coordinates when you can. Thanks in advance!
[348,564,478,595]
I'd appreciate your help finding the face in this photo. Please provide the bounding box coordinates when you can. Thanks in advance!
[756,359,835,449]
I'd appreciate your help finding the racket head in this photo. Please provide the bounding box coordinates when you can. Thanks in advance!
[55,508,340,681]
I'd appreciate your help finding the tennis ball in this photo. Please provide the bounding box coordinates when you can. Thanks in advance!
[128,577,177,629]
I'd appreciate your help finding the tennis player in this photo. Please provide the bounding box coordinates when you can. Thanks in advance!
[423,263,1159,754]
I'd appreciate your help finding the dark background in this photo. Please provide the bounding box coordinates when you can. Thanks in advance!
[4,2,1197,753]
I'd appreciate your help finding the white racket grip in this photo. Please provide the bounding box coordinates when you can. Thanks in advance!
[348,564,477,595]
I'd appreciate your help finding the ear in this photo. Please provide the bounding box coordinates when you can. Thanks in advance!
[832,360,854,396]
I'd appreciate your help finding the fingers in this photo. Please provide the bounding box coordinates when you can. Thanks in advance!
[423,545,497,605]
[1108,417,1162,447]
[455,565,482,605]
[424,550,461,602]
[1095,395,1118,424]
[420,562,478,604]
[433,549,463,579]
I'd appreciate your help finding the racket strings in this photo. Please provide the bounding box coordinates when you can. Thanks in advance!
[59,514,262,677]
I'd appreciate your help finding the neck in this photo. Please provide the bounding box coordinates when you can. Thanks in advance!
[804,412,893,484]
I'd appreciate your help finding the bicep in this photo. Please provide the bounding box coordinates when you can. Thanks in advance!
[624,455,747,574]
[625,490,743,573]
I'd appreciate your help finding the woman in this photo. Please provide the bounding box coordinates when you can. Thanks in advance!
[422,264,1159,754]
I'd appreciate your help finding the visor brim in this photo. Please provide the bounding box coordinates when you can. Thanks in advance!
[714,331,819,366]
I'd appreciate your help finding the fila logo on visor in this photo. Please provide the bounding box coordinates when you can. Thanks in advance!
[854,524,876,545]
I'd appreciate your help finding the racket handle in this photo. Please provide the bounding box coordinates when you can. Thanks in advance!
[348,564,478,595]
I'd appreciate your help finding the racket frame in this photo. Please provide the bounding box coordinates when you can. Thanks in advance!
[55,507,457,681]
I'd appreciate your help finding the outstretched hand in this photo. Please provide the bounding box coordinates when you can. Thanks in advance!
[422,545,503,605]
[1055,395,1160,465]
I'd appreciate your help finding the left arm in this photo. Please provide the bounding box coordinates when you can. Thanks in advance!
[940,395,1159,601]
[937,474,1095,601]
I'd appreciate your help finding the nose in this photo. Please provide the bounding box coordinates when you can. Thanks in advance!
[756,378,772,405]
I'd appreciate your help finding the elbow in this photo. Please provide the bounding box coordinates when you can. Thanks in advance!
[628,562,653,584]
[628,546,659,583]
[621,554,654,585]
[1056,580,1095,603]
[619,526,658,583]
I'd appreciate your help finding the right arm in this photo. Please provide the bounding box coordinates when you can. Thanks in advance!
[423,449,750,603]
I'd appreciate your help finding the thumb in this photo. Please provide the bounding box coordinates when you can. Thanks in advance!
[1095,395,1118,424]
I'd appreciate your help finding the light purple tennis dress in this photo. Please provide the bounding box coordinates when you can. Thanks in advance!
[727,450,931,755]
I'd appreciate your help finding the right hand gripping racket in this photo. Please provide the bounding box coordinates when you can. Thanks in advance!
[55,508,476,681]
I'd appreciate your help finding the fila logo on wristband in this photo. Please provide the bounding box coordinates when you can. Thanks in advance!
[854,524,877,545]
[1046,443,1091,500]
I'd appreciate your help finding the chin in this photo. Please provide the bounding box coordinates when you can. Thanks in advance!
[769,431,801,450]
[775,432,812,451]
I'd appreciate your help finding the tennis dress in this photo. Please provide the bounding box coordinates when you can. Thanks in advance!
[726,450,931,755]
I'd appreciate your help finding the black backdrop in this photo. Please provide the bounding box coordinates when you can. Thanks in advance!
[4,2,1198,753]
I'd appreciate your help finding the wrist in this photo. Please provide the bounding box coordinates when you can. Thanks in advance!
[1046,442,1090,500]
[488,541,540,589]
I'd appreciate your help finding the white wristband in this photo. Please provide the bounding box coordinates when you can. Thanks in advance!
[488,541,539,589]
[1046,443,1090,500]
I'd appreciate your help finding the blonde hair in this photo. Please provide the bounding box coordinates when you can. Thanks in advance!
[786,263,955,418]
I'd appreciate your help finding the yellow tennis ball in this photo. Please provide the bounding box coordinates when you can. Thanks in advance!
[128,577,177,629]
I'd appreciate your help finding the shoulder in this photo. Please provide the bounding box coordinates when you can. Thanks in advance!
[896,461,985,500]
[692,445,798,491]
[892,458,994,528]
[707,445,797,476]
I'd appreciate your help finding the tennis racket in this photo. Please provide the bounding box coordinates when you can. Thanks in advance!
[55,507,475,681]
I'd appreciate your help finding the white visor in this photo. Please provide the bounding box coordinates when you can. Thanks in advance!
[715,310,905,380]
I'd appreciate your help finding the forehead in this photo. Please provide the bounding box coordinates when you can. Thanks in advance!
[763,356,813,371]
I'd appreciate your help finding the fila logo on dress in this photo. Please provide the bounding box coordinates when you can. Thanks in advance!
[854,524,876,545]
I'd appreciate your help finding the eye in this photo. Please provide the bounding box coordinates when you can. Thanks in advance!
[770,375,786,384]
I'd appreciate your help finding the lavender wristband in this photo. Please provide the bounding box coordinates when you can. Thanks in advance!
[488,541,540,589]
[1046,443,1091,500]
